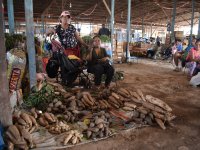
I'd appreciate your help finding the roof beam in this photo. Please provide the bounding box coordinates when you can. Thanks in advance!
[102,0,111,16]
[41,0,56,16]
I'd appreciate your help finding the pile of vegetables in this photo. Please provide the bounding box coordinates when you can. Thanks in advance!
[81,36,92,45]
[44,82,175,129]
[85,111,112,139]
[62,130,83,145]
[5,80,175,149]
[97,88,175,129]
[6,110,39,149]
[23,82,54,110]
[37,112,57,127]
[100,35,111,43]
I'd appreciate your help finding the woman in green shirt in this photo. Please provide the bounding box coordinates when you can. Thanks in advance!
[86,36,114,89]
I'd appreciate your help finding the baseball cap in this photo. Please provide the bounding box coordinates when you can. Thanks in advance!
[60,11,71,18]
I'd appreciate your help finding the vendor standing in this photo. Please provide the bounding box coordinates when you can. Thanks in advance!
[98,24,110,37]
[46,10,88,57]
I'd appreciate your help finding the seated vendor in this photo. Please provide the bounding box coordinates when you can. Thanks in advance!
[185,38,200,77]
[86,36,114,89]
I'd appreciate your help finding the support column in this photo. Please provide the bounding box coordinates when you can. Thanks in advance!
[150,23,152,37]
[142,16,144,37]
[41,15,45,36]
[198,12,200,39]
[171,0,176,43]
[126,0,131,62]
[24,0,36,88]
[111,0,115,59]
[0,0,12,126]
[7,0,15,34]
[190,0,195,45]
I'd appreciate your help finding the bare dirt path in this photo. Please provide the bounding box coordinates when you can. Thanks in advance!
[68,59,200,150]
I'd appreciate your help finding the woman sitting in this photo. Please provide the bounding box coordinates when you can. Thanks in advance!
[86,36,114,89]
[185,38,200,77]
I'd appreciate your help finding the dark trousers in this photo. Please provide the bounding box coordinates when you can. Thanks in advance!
[88,63,114,86]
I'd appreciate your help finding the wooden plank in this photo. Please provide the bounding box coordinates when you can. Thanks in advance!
[102,0,111,16]
[0,0,13,126]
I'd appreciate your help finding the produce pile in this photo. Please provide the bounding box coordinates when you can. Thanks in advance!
[4,82,175,149]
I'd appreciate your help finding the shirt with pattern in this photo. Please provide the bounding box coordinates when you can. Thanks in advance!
[54,24,78,49]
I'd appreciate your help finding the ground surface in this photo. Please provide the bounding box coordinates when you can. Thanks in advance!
[68,59,200,150]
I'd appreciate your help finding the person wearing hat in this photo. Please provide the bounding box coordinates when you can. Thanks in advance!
[46,11,88,57]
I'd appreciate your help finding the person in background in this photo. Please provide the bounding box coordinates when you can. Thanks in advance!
[153,41,161,60]
[181,38,196,68]
[86,36,114,89]
[185,38,200,78]
[173,39,183,71]
[98,24,110,37]
[46,10,88,57]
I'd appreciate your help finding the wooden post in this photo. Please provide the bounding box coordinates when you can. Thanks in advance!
[171,0,176,43]
[24,0,36,88]
[0,0,13,126]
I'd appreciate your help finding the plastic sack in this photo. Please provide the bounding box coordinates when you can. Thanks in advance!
[189,72,200,87]
[7,48,26,93]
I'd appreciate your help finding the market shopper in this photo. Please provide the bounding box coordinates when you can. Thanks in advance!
[173,39,183,71]
[86,36,114,89]
[46,10,88,57]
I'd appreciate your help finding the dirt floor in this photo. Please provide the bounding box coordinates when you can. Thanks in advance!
[68,59,200,150]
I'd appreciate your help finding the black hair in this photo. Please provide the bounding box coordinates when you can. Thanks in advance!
[196,38,200,44]
[93,35,100,39]
[175,39,182,42]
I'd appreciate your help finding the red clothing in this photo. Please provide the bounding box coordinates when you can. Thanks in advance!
[64,46,80,58]
[186,48,200,61]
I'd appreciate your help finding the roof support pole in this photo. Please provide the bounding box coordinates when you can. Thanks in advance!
[126,0,131,62]
[150,23,152,37]
[142,16,144,37]
[190,0,195,45]
[0,0,13,126]
[24,0,36,88]
[111,0,115,59]
[171,0,176,43]
[41,15,45,36]
[7,0,15,34]
[198,12,200,39]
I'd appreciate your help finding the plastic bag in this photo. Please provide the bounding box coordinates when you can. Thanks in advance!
[7,48,26,92]
[190,72,200,87]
